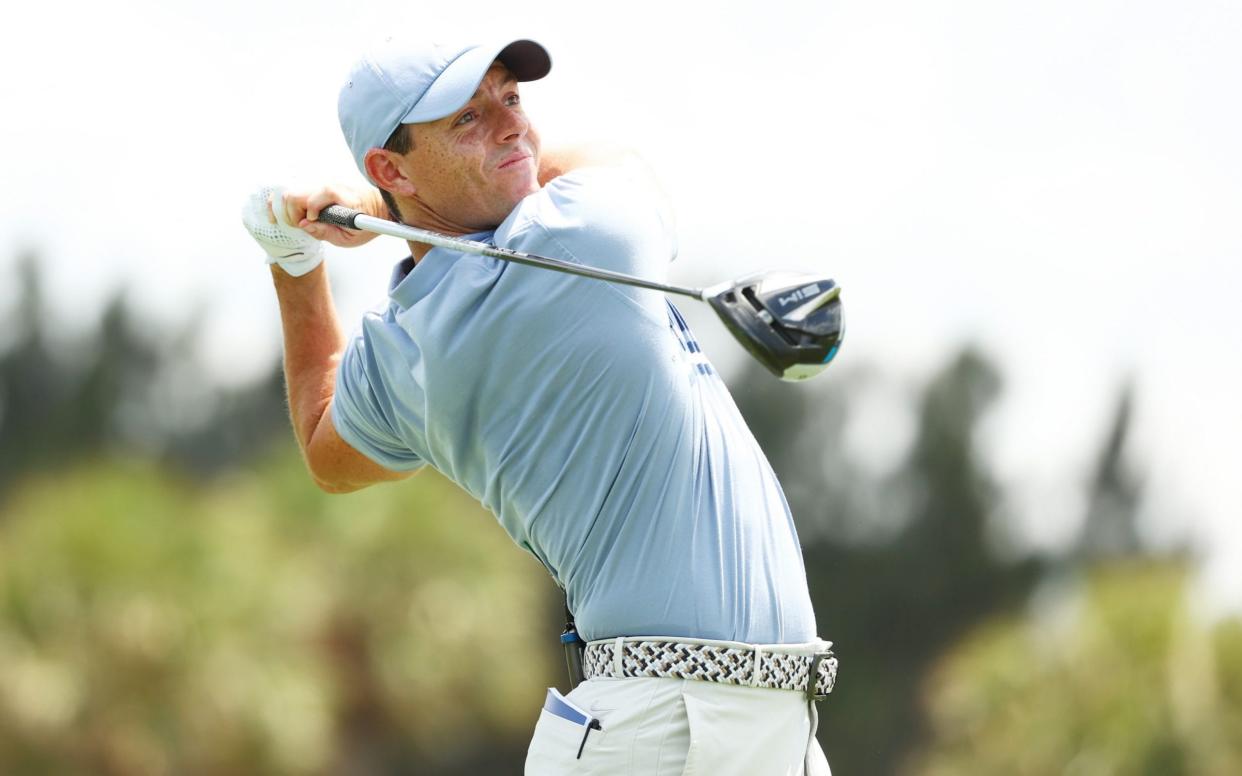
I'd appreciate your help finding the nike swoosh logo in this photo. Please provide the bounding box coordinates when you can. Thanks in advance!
[277,252,304,259]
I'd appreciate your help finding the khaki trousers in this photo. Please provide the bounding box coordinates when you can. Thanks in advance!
[525,675,831,775]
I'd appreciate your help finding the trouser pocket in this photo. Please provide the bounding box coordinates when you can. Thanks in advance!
[679,683,815,776]
[525,707,601,775]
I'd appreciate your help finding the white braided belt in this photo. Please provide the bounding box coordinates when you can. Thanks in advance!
[582,638,838,701]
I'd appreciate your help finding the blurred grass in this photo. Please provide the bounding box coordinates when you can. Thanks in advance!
[0,454,558,775]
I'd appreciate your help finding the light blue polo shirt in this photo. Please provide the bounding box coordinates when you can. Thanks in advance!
[331,162,816,644]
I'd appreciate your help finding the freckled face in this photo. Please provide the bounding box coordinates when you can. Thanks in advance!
[404,63,541,231]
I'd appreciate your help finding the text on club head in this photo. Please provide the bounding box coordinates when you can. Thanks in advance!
[777,284,821,308]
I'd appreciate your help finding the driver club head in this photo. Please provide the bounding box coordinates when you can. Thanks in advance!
[706,272,845,381]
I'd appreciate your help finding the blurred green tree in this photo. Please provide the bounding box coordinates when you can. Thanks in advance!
[908,563,1242,776]
[732,348,1043,776]
[1077,379,1144,560]
[0,456,558,775]
[0,255,289,497]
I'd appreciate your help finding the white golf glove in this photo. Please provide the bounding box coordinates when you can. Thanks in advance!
[241,186,325,277]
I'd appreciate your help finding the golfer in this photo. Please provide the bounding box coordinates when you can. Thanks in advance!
[244,37,834,775]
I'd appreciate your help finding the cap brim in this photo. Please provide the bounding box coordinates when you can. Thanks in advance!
[496,39,552,82]
[403,39,551,124]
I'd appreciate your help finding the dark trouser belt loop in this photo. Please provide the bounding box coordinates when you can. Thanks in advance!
[806,651,834,702]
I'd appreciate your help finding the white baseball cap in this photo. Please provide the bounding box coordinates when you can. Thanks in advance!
[338,37,552,182]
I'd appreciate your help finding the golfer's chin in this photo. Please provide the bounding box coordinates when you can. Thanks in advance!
[494,164,541,211]
[501,157,539,186]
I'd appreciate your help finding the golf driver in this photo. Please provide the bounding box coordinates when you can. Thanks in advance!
[317,205,844,381]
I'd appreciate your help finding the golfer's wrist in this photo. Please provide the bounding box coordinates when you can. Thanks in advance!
[267,252,325,277]
[270,259,326,283]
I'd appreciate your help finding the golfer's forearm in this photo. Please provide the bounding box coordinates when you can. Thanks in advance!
[539,144,636,185]
[270,263,344,453]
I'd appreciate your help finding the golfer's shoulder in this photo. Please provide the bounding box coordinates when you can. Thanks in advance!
[497,154,675,262]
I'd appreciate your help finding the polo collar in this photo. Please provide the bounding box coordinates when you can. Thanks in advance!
[387,229,495,310]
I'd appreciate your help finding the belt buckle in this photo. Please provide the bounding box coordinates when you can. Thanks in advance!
[806,651,833,702]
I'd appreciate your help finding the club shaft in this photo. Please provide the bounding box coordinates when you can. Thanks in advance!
[326,207,706,300]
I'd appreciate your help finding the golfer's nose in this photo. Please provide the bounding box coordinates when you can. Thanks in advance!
[494,105,529,144]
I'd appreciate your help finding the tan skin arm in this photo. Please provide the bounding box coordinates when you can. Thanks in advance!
[537,143,639,186]
[270,262,415,494]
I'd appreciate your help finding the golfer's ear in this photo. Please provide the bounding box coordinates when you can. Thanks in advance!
[364,148,416,198]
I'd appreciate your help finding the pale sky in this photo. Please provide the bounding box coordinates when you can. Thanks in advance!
[2,1,1239,609]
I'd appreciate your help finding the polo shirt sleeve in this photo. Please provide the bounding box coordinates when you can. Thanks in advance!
[498,159,678,281]
[330,316,426,472]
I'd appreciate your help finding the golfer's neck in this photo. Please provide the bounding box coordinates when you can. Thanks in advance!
[409,241,433,264]
[398,198,489,265]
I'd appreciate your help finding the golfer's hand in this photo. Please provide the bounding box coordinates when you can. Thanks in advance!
[277,185,385,248]
[242,186,325,276]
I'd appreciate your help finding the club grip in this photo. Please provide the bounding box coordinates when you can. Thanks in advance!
[317,205,362,229]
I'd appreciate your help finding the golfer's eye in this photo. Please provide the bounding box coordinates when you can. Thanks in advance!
[454,110,477,126]
[505,93,520,107]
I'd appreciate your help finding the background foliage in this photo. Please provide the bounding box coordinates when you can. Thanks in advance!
[1,257,1238,774]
